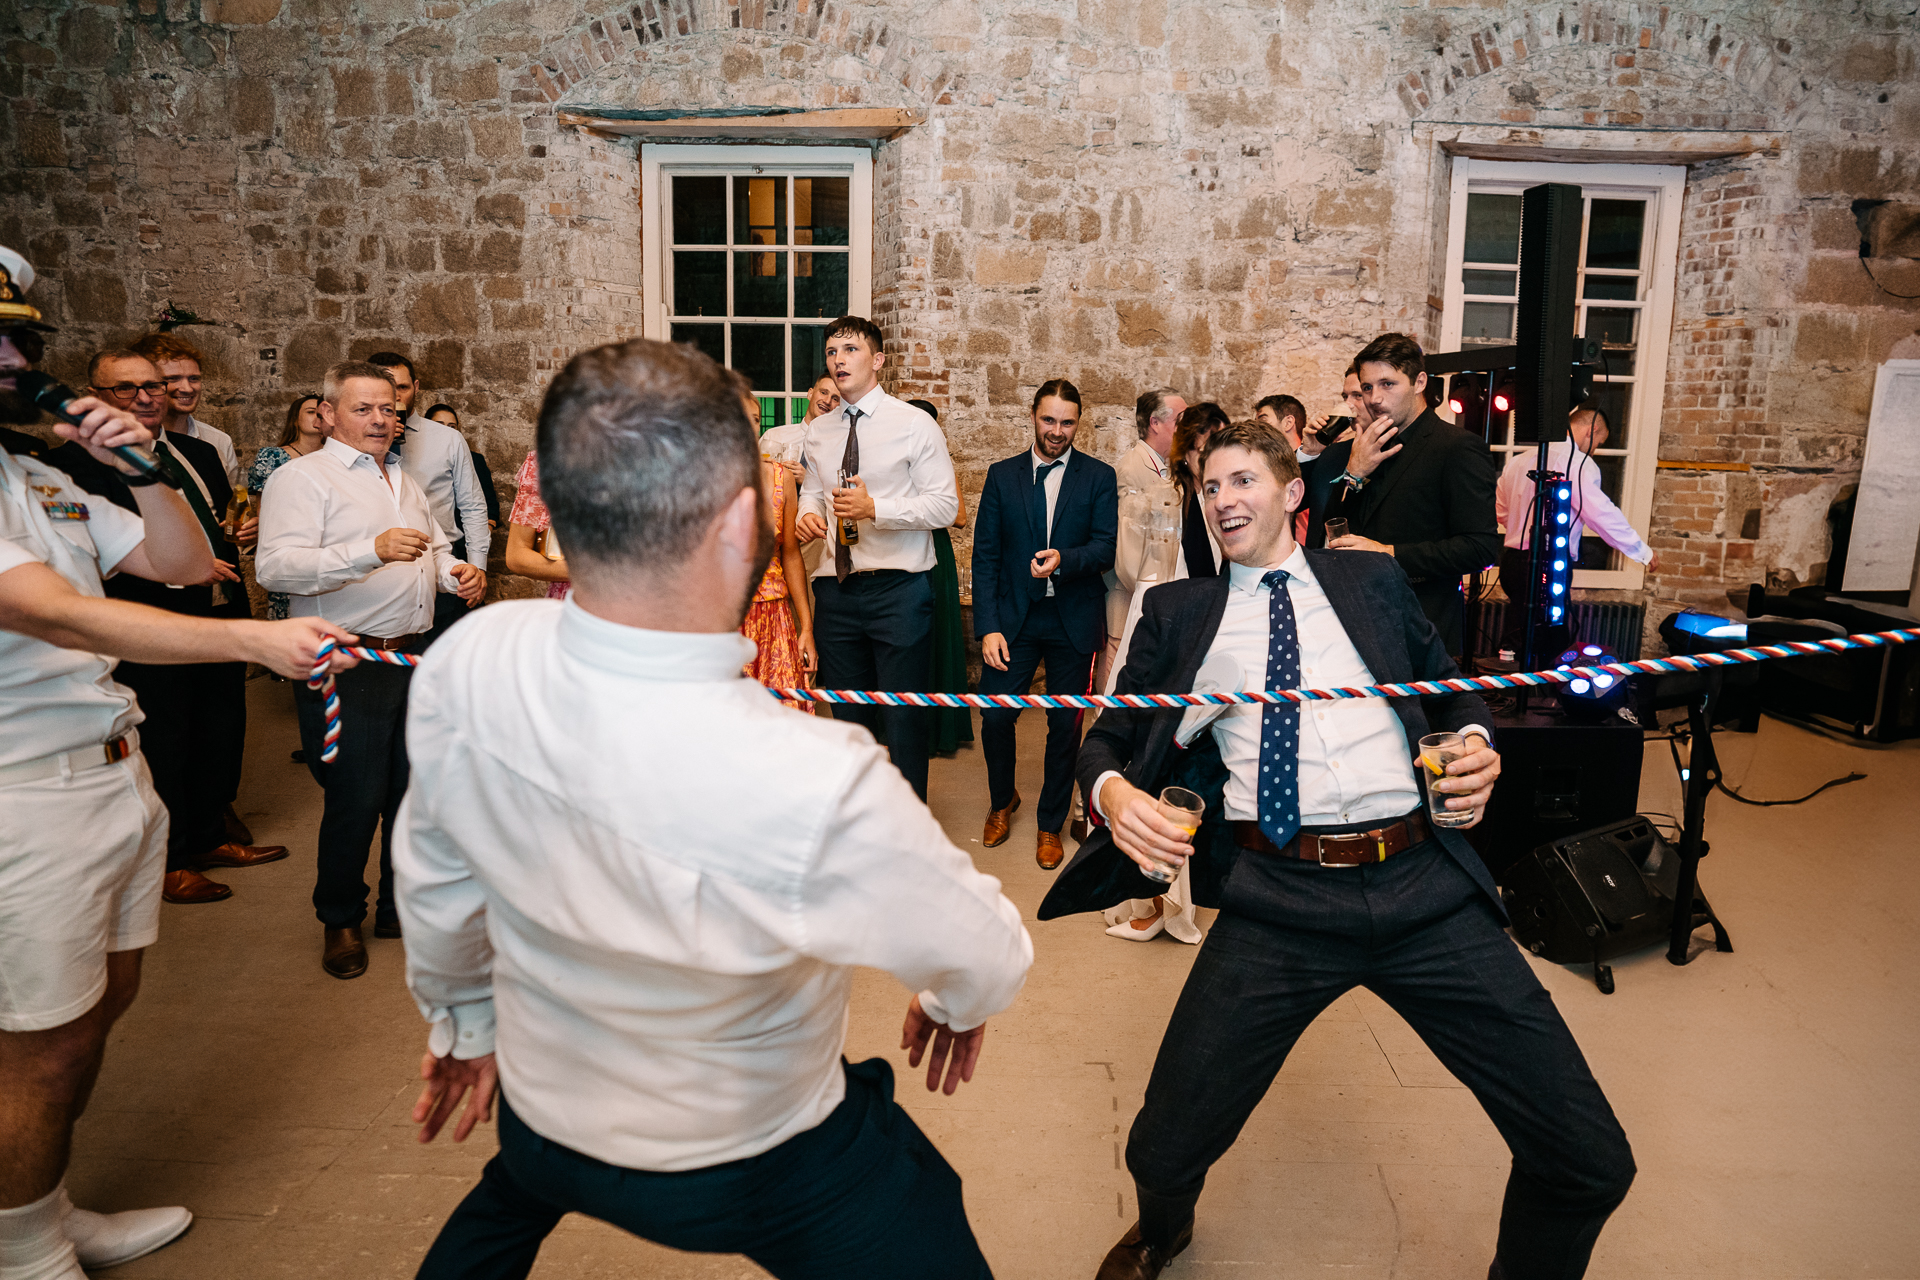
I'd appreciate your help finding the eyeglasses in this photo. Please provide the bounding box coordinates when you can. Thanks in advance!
[95,381,166,401]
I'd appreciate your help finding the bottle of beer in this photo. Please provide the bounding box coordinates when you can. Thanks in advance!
[835,469,860,546]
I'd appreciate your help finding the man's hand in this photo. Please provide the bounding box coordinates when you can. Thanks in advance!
[796,512,828,544]
[200,558,244,585]
[901,995,985,1096]
[241,617,362,681]
[1644,550,1660,573]
[1030,548,1061,579]
[797,629,818,675]
[1433,734,1500,828]
[982,632,1010,671]
[375,527,431,563]
[1345,417,1403,480]
[234,516,259,548]
[1098,775,1192,878]
[413,1051,498,1144]
[51,398,153,474]
[451,563,485,604]
[830,475,876,524]
[1329,534,1394,557]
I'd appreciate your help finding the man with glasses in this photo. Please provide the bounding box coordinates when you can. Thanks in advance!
[47,350,289,907]
[126,334,242,492]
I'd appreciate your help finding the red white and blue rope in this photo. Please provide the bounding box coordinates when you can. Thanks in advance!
[305,627,1920,761]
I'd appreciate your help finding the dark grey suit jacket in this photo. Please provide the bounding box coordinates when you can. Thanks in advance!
[1036,549,1501,922]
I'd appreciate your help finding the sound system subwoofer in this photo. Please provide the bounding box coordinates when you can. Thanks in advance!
[1500,816,1684,994]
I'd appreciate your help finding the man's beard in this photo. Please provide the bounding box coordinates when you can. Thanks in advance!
[0,387,33,426]
[734,496,778,627]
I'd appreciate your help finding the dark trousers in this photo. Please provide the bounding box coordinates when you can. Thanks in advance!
[417,1060,992,1280]
[114,659,247,872]
[1126,841,1634,1280]
[813,570,933,800]
[978,597,1092,833]
[294,662,413,928]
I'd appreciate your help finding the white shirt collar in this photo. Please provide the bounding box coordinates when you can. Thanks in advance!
[1031,446,1072,472]
[321,435,392,473]
[1227,543,1314,595]
[559,595,757,681]
[842,385,886,420]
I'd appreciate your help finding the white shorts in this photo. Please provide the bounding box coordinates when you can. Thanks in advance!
[0,753,166,1032]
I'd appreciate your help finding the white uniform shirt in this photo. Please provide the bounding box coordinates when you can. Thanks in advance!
[255,437,459,637]
[182,415,241,489]
[396,598,1031,1172]
[798,386,958,576]
[399,413,490,569]
[0,450,147,766]
[1495,441,1651,565]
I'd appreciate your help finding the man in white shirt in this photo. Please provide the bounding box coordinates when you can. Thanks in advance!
[1,305,357,1280]
[1040,420,1634,1280]
[368,353,490,647]
[1097,387,1185,696]
[396,336,1030,1280]
[794,315,959,801]
[1495,406,1656,651]
[257,361,482,979]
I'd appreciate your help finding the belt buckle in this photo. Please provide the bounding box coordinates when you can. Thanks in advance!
[1316,833,1368,868]
[102,735,133,765]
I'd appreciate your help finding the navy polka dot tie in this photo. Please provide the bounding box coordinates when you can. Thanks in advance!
[1258,569,1302,851]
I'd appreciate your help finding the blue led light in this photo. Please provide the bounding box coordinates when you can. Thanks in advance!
[1551,583,1564,595]
[1557,513,1569,524]
[1550,607,1563,620]
[1569,678,1591,694]
[1558,487,1571,500]
[1555,536,1567,548]
[1594,674,1615,689]
[1553,560,1566,571]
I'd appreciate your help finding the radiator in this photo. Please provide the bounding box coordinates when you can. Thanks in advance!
[1472,599,1644,661]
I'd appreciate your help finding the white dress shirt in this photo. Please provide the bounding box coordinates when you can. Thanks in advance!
[182,415,241,488]
[1496,441,1651,565]
[399,413,490,569]
[757,419,811,460]
[396,598,1031,1172]
[1032,445,1071,596]
[798,386,958,575]
[256,436,460,637]
[0,450,149,766]
[1095,548,1488,826]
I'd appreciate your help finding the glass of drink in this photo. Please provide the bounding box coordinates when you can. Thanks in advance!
[835,469,860,545]
[1419,732,1477,828]
[1324,517,1350,545]
[224,489,251,537]
[1145,786,1205,883]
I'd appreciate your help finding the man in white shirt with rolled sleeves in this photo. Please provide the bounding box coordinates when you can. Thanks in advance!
[256,360,483,980]
[397,336,1029,1280]
[795,315,958,801]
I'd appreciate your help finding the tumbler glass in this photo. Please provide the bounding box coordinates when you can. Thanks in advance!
[1324,517,1350,545]
[1145,786,1205,883]
[1418,732,1476,828]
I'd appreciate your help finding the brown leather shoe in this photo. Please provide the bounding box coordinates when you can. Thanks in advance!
[162,869,232,904]
[1096,1220,1194,1280]
[982,792,1022,848]
[222,802,255,846]
[322,927,368,980]
[1037,830,1066,870]
[200,841,289,868]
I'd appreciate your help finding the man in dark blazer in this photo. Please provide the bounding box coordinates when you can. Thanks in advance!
[1314,333,1501,653]
[1040,420,1633,1280]
[972,379,1117,869]
[48,349,287,906]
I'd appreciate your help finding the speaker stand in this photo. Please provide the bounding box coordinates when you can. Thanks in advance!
[1669,671,1736,965]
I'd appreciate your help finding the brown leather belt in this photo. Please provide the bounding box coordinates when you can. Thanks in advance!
[358,633,426,653]
[1232,812,1432,867]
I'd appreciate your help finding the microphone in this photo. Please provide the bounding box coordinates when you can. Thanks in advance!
[13,370,178,487]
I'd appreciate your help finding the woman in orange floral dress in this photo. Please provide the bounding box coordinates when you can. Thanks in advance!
[740,456,816,711]
[504,451,571,600]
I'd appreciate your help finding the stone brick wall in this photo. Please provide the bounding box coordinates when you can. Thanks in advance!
[4,0,1916,643]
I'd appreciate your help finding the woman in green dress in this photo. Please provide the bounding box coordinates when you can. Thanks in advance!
[909,399,975,755]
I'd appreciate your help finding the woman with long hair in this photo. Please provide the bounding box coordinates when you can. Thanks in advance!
[247,393,327,621]
[739,448,818,712]
[504,450,571,599]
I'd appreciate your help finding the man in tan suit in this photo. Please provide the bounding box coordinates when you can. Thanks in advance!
[1096,387,1184,693]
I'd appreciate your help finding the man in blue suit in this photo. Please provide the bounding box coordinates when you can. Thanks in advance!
[972,380,1118,870]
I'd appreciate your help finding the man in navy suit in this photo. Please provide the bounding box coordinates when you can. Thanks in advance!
[972,379,1117,869]
[1040,420,1633,1280]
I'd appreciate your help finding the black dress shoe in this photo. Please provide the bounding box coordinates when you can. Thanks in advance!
[374,913,402,940]
[1096,1220,1193,1280]
[322,927,368,980]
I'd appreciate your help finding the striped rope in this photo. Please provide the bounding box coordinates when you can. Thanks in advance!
[305,627,1920,759]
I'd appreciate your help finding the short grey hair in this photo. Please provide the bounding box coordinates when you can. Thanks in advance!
[322,361,397,405]
[1135,386,1184,439]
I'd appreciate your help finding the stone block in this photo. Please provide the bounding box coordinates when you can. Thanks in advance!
[203,0,282,20]
[1114,300,1171,348]
[472,342,532,384]
[490,301,543,331]
[65,271,127,323]
[482,275,524,300]
[1796,255,1879,308]
[1793,313,1864,366]
[470,114,523,159]
[19,115,67,168]
[284,324,342,384]
[1311,184,1392,231]
[412,282,480,339]
[420,338,466,389]
[390,120,466,160]
[968,329,1011,355]
[233,77,275,136]
[58,7,118,67]
[475,193,526,228]
[434,61,500,104]
[974,245,1047,285]
[386,67,416,115]
[332,67,377,118]
[933,230,963,279]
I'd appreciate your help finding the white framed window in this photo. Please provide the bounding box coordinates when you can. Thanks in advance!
[1438,159,1685,591]
[641,144,873,430]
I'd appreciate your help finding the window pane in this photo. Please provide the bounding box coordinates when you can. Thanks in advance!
[1582,275,1638,301]
[732,324,785,393]
[1461,301,1515,343]
[672,252,726,317]
[795,177,850,247]
[1462,269,1516,296]
[672,176,726,245]
[734,176,787,247]
[1580,381,1633,451]
[1584,307,1638,362]
[754,395,788,430]
[735,251,788,318]
[1585,199,1646,270]
[795,251,849,319]
[792,324,828,391]
[671,322,724,366]
[1571,454,1628,570]
[1464,193,1521,265]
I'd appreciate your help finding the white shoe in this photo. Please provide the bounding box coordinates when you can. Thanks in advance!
[1105,912,1166,942]
[63,1204,192,1269]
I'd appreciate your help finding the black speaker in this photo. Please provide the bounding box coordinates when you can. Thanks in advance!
[1466,713,1642,880]
[1500,816,1679,994]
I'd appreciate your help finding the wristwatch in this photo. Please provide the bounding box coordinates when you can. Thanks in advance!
[121,469,166,488]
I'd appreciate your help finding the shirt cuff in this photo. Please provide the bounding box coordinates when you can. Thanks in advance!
[916,989,984,1035]
[869,495,902,527]
[1459,724,1493,747]
[1090,770,1125,822]
[347,538,383,574]
[425,999,496,1060]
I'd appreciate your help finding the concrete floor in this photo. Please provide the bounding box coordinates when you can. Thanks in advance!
[68,677,1920,1279]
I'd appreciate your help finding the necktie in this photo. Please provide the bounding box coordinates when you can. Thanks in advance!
[833,406,863,582]
[1029,460,1061,599]
[1257,569,1302,851]
[153,439,228,552]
